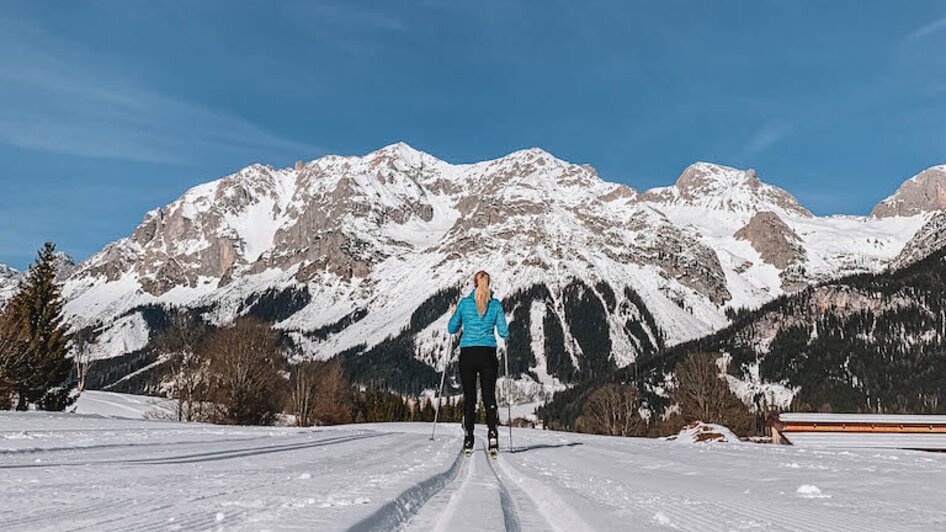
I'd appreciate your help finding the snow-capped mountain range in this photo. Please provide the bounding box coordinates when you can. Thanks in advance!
[8,143,946,395]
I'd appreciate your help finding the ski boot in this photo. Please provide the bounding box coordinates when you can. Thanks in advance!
[463,433,474,457]
[488,429,499,458]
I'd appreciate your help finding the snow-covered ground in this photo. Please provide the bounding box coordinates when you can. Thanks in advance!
[3,405,946,530]
[73,390,176,419]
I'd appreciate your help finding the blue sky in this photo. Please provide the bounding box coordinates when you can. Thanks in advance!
[2,1,946,269]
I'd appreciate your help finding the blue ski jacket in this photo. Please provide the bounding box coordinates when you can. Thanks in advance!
[448,289,509,348]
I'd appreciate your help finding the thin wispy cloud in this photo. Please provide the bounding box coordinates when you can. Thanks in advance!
[0,17,318,165]
[735,121,791,162]
[279,1,407,54]
[904,15,946,42]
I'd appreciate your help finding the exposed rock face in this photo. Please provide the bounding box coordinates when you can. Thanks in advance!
[638,162,813,218]
[626,210,732,306]
[891,211,946,269]
[597,183,637,203]
[872,165,946,218]
[51,253,78,282]
[735,212,804,269]
[735,211,807,292]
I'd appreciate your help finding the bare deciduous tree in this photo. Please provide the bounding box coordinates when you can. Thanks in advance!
[312,359,351,425]
[202,318,285,425]
[155,313,209,422]
[70,328,95,395]
[286,358,351,426]
[671,352,755,435]
[578,382,644,436]
[287,359,318,427]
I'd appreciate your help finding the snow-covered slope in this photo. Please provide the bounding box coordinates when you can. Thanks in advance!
[72,390,176,419]
[891,210,946,269]
[634,163,928,309]
[2,412,945,531]
[55,145,940,397]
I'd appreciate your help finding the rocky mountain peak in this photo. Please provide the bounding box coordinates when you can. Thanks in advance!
[478,148,608,197]
[871,165,946,218]
[638,162,812,218]
[505,147,558,161]
[364,142,438,173]
[676,162,758,190]
[51,252,78,282]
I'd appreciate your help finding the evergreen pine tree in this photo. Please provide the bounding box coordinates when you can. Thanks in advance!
[9,243,74,411]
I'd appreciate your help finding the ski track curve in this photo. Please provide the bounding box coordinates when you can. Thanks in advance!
[403,439,474,532]
[343,444,466,532]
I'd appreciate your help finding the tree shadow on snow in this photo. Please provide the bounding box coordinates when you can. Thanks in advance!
[511,442,583,453]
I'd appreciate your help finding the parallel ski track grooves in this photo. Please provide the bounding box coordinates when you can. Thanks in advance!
[422,446,475,531]
[0,432,388,531]
[503,441,878,532]
[78,431,409,532]
[0,434,272,456]
[344,446,466,532]
[0,432,382,469]
[0,501,121,530]
[579,443,876,532]
[481,445,522,532]
[493,450,592,532]
[127,433,385,465]
[402,436,525,532]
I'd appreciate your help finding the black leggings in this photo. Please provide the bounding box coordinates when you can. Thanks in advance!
[459,346,498,435]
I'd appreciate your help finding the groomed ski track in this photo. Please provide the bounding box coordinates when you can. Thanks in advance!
[3,413,946,531]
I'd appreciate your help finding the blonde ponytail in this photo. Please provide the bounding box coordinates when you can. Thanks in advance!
[473,271,491,316]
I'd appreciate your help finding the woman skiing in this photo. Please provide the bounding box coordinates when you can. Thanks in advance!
[447,270,509,455]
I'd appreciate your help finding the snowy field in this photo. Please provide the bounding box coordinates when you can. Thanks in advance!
[2,398,946,530]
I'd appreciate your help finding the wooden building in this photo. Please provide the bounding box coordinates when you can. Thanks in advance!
[769,413,946,451]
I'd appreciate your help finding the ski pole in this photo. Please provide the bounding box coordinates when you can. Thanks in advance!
[503,345,514,453]
[429,334,453,441]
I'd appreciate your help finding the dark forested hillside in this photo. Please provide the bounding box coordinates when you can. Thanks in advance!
[676,247,946,414]
[541,247,946,430]
[84,279,666,405]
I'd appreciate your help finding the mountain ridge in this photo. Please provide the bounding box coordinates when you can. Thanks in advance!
[9,143,945,402]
